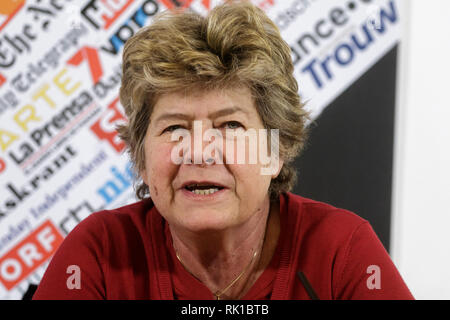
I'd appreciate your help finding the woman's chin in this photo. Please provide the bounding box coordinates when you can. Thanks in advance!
[174,211,239,233]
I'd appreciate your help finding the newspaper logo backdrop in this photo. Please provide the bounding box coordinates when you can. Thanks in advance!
[0,0,400,299]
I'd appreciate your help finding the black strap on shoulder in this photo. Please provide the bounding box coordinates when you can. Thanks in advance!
[297,271,320,300]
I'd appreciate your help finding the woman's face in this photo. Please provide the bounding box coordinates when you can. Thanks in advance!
[141,86,282,232]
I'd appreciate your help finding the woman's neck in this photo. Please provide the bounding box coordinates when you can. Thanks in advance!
[169,197,280,299]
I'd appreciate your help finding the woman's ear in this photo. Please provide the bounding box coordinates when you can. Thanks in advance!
[271,158,284,180]
[141,168,148,186]
[260,156,284,177]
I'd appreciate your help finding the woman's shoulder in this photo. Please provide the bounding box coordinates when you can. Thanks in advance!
[33,199,158,300]
[280,193,413,300]
[282,192,369,239]
[82,198,155,228]
[65,198,157,247]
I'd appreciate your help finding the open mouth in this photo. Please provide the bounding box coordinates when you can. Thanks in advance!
[184,183,225,195]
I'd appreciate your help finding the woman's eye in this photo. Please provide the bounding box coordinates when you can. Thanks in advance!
[162,125,184,133]
[222,121,243,130]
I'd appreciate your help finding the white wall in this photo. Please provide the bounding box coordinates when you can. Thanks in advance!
[392,0,450,300]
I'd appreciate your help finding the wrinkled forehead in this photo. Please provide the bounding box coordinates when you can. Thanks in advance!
[149,85,259,122]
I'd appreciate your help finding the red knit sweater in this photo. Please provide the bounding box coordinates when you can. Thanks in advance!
[33,192,414,300]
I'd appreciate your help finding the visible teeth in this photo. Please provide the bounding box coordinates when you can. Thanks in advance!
[192,188,219,195]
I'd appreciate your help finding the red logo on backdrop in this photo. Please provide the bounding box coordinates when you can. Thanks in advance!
[0,157,5,173]
[90,98,126,153]
[81,0,134,30]
[0,220,64,290]
[0,0,25,32]
[257,0,275,10]
[0,73,6,87]
[158,0,273,10]
[159,0,210,10]
[67,46,104,85]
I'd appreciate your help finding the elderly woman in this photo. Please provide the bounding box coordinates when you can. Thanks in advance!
[33,1,413,300]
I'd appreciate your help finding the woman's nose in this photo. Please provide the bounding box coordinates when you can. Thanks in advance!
[185,120,223,166]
